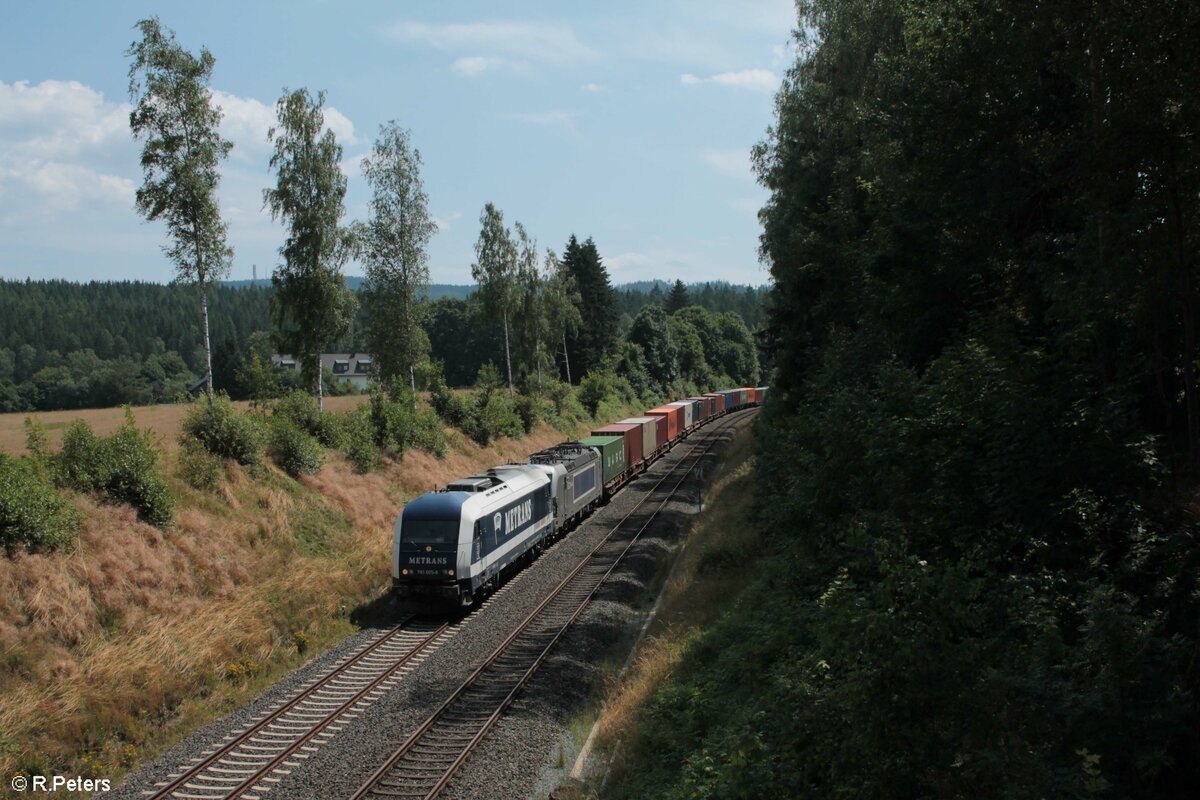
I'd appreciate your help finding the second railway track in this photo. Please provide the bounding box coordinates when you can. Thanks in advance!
[350,408,754,800]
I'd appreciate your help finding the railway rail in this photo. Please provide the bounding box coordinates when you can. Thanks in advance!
[349,408,754,800]
[147,620,452,800]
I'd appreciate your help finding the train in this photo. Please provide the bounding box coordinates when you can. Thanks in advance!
[393,386,767,607]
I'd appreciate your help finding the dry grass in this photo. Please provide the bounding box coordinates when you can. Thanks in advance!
[0,395,369,455]
[591,427,759,755]
[0,404,597,790]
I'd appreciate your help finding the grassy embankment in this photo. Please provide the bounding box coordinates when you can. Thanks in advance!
[569,421,771,799]
[0,398,608,793]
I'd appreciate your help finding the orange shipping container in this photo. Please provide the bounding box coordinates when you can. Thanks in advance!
[645,405,682,442]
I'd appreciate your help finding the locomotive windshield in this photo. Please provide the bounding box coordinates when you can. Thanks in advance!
[399,519,458,546]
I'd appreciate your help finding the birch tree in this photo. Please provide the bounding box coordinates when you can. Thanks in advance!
[263,88,355,411]
[542,249,582,384]
[471,203,517,396]
[127,16,231,397]
[359,122,437,394]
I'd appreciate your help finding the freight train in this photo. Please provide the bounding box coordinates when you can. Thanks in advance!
[393,387,767,608]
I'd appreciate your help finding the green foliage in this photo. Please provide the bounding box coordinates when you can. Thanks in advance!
[578,369,615,417]
[359,122,436,391]
[368,389,412,450]
[409,407,447,457]
[178,439,223,490]
[54,410,173,527]
[0,452,80,552]
[180,393,264,465]
[265,87,357,406]
[513,394,542,435]
[268,418,323,478]
[562,235,617,380]
[338,407,378,473]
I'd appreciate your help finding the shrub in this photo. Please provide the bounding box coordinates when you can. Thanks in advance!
[178,440,223,491]
[430,376,467,427]
[0,452,80,551]
[410,407,447,457]
[579,370,616,417]
[269,419,323,478]
[369,390,412,451]
[54,411,174,527]
[513,394,542,435]
[339,407,378,473]
[273,389,321,434]
[465,392,523,447]
[101,413,174,527]
[181,393,264,465]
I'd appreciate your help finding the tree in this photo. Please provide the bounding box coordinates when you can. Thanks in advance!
[358,122,437,394]
[541,249,583,384]
[562,235,616,381]
[471,203,518,396]
[127,16,232,399]
[664,279,690,314]
[263,88,356,411]
[513,222,547,391]
[627,305,676,391]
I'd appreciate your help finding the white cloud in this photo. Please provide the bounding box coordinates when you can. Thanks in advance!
[582,82,604,93]
[505,110,576,133]
[1,160,134,211]
[702,148,753,179]
[679,68,778,91]
[432,211,461,231]
[323,106,357,146]
[0,79,130,159]
[452,56,496,76]
[384,20,595,72]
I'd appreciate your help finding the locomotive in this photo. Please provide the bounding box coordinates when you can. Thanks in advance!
[393,386,767,607]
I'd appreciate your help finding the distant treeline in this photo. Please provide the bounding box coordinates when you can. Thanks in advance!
[0,276,766,411]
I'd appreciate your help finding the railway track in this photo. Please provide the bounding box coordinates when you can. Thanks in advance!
[349,409,753,800]
[146,620,452,800]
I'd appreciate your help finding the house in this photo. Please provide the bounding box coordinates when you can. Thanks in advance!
[271,353,375,389]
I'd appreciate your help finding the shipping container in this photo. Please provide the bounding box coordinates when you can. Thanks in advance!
[645,405,683,442]
[668,400,695,430]
[593,423,644,474]
[741,387,757,405]
[704,393,726,415]
[756,386,768,404]
[686,396,710,422]
[719,389,737,410]
[620,417,660,460]
[578,435,625,488]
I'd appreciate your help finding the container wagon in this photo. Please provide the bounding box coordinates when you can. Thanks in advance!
[668,400,696,434]
[619,417,662,463]
[578,434,626,498]
[646,405,684,445]
[592,423,645,477]
[704,392,727,416]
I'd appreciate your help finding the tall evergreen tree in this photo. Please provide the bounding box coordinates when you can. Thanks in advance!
[358,122,437,394]
[664,279,690,314]
[263,88,356,411]
[471,203,518,396]
[127,16,232,398]
[561,235,616,381]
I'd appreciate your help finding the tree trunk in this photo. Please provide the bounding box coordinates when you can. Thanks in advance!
[536,338,543,393]
[410,364,417,407]
[503,312,514,397]
[200,281,213,401]
[562,331,572,385]
[314,355,324,412]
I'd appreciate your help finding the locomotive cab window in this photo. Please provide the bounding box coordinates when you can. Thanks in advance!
[400,519,458,546]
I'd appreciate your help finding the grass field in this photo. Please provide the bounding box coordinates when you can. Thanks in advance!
[0,395,369,455]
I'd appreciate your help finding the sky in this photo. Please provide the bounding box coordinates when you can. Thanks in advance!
[0,0,796,287]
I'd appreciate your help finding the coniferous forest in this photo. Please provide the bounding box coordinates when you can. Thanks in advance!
[608,2,1200,798]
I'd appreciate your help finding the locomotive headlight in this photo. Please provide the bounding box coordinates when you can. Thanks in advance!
[447,569,455,577]
[425,545,432,553]
[401,568,409,576]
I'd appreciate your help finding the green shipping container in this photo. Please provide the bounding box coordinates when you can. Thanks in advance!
[578,435,625,486]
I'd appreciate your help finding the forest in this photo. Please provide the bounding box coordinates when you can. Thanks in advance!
[607,1,1200,798]
[0,270,763,412]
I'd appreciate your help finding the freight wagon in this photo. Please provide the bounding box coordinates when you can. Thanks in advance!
[645,405,683,445]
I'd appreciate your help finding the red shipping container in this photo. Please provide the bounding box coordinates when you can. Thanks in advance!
[704,393,724,416]
[645,406,682,442]
[592,423,644,472]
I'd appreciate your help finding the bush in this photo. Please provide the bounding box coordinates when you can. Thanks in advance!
[465,392,523,447]
[269,419,323,477]
[273,389,321,433]
[579,369,616,417]
[339,407,378,473]
[0,453,80,551]
[54,411,173,527]
[410,407,447,457]
[513,394,542,435]
[369,390,412,451]
[430,375,468,428]
[181,393,264,465]
[178,440,223,490]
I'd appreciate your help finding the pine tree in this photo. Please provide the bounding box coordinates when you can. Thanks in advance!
[664,279,690,314]
[561,235,616,381]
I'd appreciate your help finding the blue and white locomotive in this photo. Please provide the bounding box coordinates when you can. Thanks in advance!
[393,444,602,607]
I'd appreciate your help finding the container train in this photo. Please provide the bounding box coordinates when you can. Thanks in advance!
[393,386,767,607]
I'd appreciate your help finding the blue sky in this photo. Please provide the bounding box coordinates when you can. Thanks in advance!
[0,1,795,287]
